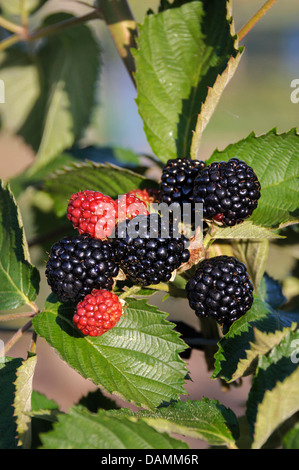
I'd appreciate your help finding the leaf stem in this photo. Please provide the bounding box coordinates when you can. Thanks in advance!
[20,0,29,29]
[0,16,24,34]
[203,222,217,249]
[119,285,142,300]
[147,282,187,298]
[237,0,278,42]
[0,312,35,322]
[0,34,21,51]
[0,9,102,52]
[98,0,138,86]
[26,10,101,42]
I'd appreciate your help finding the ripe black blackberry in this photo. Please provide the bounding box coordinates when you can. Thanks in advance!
[193,158,261,226]
[160,158,206,206]
[46,235,119,303]
[113,213,190,286]
[186,256,254,326]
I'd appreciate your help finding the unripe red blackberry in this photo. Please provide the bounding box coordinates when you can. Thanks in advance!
[160,158,206,206]
[113,213,190,286]
[73,289,123,336]
[118,191,149,221]
[186,256,254,326]
[45,235,119,303]
[67,190,118,239]
[193,158,261,226]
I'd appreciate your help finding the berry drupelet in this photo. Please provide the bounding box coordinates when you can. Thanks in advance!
[186,255,254,326]
[73,289,123,337]
[45,235,119,303]
[67,190,118,239]
[113,213,190,286]
[160,158,206,206]
[193,158,261,226]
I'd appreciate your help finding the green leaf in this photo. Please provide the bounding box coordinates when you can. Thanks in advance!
[0,0,46,16]
[211,220,282,241]
[0,181,40,311]
[0,48,42,137]
[206,129,299,228]
[44,161,156,216]
[32,296,188,410]
[259,273,287,310]
[9,153,77,198]
[38,406,188,449]
[13,354,37,449]
[30,13,100,172]
[0,357,22,449]
[232,239,270,293]
[228,325,297,385]
[0,14,100,174]
[135,398,239,448]
[247,330,299,449]
[31,391,59,413]
[283,422,299,449]
[134,0,240,163]
[212,297,296,383]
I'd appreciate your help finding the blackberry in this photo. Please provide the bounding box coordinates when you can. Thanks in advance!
[160,158,206,206]
[46,235,119,303]
[186,256,254,325]
[113,213,190,286]
[193,158,261,226]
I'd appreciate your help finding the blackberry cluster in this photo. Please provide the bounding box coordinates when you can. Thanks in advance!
[46,235,119,303]
[186,256,254,326]
[160,158,206,206]
[113,213,190,286]
[193,158,261,226]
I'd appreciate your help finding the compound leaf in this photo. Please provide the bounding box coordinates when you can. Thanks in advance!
[33,296,188,410]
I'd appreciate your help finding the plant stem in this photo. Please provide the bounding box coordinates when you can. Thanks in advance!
[0,9,102,52]
[237,0,278,42]
[0,16,24,34]
[27,10,101,42]
[98,0,138,86]
[4,320,33,355]
[20,0,29,30]
[0,312,35,322]
[148,283,187,298]
[119,285,141,300]
[0,34,21,51]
